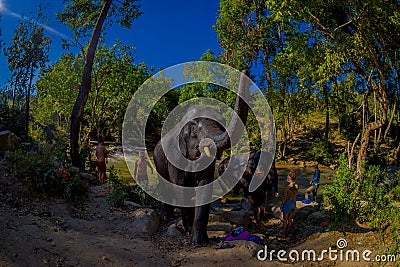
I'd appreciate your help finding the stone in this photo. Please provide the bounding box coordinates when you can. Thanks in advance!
[307,210,329,224]
[166,224,182,237]
[0,130,21,151]
[271,204,283,221]
[207,221,234,232]
[80,172,97,183]
[230,240,263,258]
[131,208,160,236]
[221,209,250,226]
[123,201,142,209]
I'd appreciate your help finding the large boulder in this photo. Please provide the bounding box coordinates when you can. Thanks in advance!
[221,209,250,226]
[0,130,21,151]
[131,208,160,236]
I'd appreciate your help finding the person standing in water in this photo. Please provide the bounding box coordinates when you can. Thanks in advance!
[134,151,154,186]
[305,163,320,202]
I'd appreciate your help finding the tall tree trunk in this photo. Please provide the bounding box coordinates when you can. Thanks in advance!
[70,0,112,168]
[262,49,273,92]
[356,80,389,174]
[383,102,396,141]
[25,66,34,138]
[324,84,329,140]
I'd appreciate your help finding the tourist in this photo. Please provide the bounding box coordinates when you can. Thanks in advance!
[134,151,154,186]
[95,138,108,185]
[281,170,298,237]
[305,163,320,202]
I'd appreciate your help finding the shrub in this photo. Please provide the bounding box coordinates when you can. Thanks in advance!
[106,166,157,208]
[307,137,334,164]
[324,154,400,254]
[7,144,87,200]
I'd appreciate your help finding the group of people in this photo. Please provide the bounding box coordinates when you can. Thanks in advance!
[95,139,153,185]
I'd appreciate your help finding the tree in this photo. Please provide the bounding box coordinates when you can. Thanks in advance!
[57,0,142,168]
[270,0,399,173]
[4,8,50,138]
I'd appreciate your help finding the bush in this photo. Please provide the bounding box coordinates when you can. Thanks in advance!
[7,144,87,200]
[324,154,400,254]
[106,166,157,208]
[307,138,334,164]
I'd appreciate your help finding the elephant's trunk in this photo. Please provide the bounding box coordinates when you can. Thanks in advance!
[213,69,250,150]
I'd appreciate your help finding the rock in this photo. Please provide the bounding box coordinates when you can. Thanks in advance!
[307,210,329,224]
[207,230,226,238]
[207,221,234,232]
[295,201,320,219]
[80,172,97,183]
[271,205,283,221]
[123,200,142,209]
[230,240,263,257]
[166,224,182,237]
[208,213,227,223]
[171,259,181,267]
[268,239,282,251]
[221,210,250,226]
[0,130,21,151]
[131,208,160,236]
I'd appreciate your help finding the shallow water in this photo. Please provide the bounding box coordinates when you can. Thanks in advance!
[108,152,335,205]
[271,162,335,205]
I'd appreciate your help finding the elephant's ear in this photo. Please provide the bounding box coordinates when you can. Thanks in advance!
[179,134,187,157]
[179,120,197,157]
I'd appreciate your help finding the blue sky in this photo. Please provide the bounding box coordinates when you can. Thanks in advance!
[0,0,222,86]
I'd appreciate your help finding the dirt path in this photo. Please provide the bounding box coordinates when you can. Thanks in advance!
[0,184,168,266]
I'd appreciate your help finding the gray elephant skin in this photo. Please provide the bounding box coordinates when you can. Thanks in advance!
[153,70,250,246]
[217,151,278,200]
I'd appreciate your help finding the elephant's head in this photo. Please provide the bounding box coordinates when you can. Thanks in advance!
[178,112,226,161]
[175,69,250,162]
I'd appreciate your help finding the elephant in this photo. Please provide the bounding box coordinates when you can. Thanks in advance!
[153,69,250,246]
[217,151,278,200]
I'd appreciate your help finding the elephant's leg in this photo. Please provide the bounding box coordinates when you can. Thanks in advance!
[192,167,214,246]
[181,207,194,233]
[164,204,176,220]
[168,166,194,232]
[192,203,211,246]
[181,173,196,233]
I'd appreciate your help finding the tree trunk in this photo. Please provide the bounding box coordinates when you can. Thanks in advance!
[356,80,389,174]
[324,85,329,140]
[383,101,396,141]
[25,65,34,138]
[70,0,112,168]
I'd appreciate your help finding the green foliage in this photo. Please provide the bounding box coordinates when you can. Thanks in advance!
[106,166,157,208]
[7,144,87,200]
[324,154,400,253]
[56,0,142,40]
[107,185,128,207]
[307,137,334,164]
